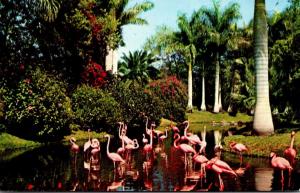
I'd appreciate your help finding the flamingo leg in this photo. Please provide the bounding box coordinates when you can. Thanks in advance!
[219,174,224,191]
[281,170,284,191]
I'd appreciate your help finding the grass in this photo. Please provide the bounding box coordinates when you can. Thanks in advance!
[0,133,41,154]
[224,133,300,159]
[0,110,298,159]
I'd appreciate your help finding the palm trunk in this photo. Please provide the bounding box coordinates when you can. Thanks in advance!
[200,74,206,111]
[218,77,222,111]
[213,53,220,113]
[105,47,118,74]
[187,62,193,111]
[253,0,274,135]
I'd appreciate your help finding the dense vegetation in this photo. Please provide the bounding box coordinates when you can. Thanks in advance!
[0,0,299,142]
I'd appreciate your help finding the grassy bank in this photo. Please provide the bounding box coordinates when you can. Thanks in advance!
[0,133,41,154]
[224,133,300,159]
[62,130,108,144]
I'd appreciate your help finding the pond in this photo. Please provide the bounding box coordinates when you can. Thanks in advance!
[0,131,299,191]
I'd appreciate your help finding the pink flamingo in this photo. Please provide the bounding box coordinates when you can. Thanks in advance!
[229,141,248,166]
[119,123,134,145]
[183,121,202,146]
[125,139,139,161]
[70,137,80,153]
[174,133,196,167]
[159,128,168,143]
[144,128,153,152]
[199,126,207,154]
[117,132,126,156]
[284,131,297,166]
[105,134,126,169]
[206,157,237,191]
[142,134,148,144]
[193,154,208,178]
[145,116,152,136]
[91,138,100,153]
[83,129,91,153]
[170,121,179,133]
[270,152,293,190]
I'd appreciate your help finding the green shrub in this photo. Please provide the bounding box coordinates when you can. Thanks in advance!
[106,78,163,136]
[4,68,73,141]
[72,84,122,132]
[147,76,188,122]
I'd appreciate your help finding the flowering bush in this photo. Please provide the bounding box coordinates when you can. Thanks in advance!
[81,61,107,87]
[147,76,188,122]
[72,84,122,132]
[105,79,163,136]
[4,69,74,141]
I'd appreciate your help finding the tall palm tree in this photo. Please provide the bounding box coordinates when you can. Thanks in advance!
[118,50,158,84]
[103,0,154,73]
[253,0,274,135]
[29,0,60,22]
[200,0,240,113]
[175,13,200,112]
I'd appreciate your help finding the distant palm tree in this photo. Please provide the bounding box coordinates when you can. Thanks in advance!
[29,0,60,22]
[118,50,159,84]
[200,0,240,113]
[253,0,274,135]
[103,0,154,73]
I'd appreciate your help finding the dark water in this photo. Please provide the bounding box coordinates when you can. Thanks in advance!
[0,134,299,191]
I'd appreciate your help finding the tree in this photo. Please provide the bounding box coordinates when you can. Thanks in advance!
[200,0,240,113]
[253,0,274,135]
[118,50,159,84]
[101,0,154,73]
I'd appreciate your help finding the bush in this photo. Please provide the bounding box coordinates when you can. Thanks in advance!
[147,76,188,122]
[105,78,163,136]
[72,84,122,132]
[4,68,73,141]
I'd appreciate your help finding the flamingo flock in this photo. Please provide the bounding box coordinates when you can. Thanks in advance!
[69,120,298,191]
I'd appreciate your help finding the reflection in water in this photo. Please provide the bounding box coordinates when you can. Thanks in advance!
[255,168,273,191]
[0,131,300,191]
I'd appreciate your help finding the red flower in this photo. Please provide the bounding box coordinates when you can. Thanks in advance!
[81,60,107,88]
[27,183,34,190]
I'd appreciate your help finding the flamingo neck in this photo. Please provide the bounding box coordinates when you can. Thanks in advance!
[106,136,110,155]
[150,131,153,146]
[290,135,295,149]
[165,129,168,138]
[173,134,179,149]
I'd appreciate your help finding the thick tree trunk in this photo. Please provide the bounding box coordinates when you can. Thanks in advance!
[187,62,193,111]
[200,74,206,111]
[253,0,274,135]
[213,53,220,113]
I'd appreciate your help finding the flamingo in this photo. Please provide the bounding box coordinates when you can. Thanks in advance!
[119,123,134,145]
[144,128,153,153]
[142,134,148,144]
[199,126,207,154]
[193,154,208,178]
[145,116,152,136]
[70,137,80,153]
[183,121,202,146]
[174,133,196,167]
[159,128,168,143]
[270,152,293,190]
[105,134,126,169]
[125,139,139,161]
[170,120,179,133]
[83,129,91,152]
[206,157,237,191]
[117,132,126,156]
[229,141,248,166]
[284,131,297,166]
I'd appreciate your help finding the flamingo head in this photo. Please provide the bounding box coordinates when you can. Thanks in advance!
[104,134,110,138]
[229,141,237,146]
[70,137,76,143]
[91,139,100,149]
[270,152,276,158]
[182,120,189,125]
[174,133,180,139]
[291,131,296,137]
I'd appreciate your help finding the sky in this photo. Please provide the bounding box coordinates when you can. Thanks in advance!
[117,0,289,60]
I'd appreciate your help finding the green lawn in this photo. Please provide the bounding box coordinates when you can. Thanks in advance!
[0,133,41,153]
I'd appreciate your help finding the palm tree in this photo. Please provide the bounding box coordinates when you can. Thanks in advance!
[29,0,60,22]
[200,0,241,113]
[253,0,274,135]
[174,13,199,112]
[103,0,154,74]
[118,50,159,84]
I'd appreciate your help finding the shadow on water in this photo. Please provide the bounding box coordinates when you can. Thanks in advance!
[0,130,300,191]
